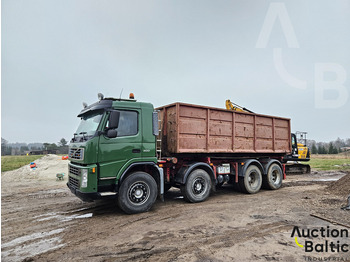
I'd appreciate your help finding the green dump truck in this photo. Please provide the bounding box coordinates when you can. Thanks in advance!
[67,93,292,214]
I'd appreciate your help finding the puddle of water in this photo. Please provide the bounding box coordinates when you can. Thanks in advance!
[174,196,184,199]
[313,178,340,182]
[2,237,65,262]
[75,213,93,219]
[28,188,67,196]
[64,207,92,214]
[36,212,93,222]
[33,212,58,219]
[62,212,93,221]
[2,228,64,249]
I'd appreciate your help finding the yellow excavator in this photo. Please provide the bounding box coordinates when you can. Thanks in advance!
[286,131,311,173]
[225,100,311,173]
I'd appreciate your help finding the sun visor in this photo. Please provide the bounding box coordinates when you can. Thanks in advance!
[77,100,113,117]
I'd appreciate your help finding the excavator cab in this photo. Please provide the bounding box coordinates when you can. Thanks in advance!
[291,134,298,156]
[295,131,310,161]
[285,132,311,173]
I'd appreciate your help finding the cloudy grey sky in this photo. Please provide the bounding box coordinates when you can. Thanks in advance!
[2,0,350,144]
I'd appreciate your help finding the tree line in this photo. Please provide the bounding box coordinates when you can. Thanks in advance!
[308,138,350,155]
[1,138,69,156]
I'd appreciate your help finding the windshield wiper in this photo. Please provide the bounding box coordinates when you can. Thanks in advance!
[71,133,78,142]
[79,132,87,141]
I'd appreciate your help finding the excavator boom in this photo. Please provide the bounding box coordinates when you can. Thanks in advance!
[225,100,254,113]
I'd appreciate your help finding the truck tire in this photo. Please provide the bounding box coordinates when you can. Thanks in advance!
[181,169,211,203]
[239,165,262,194]
[263,163,282,190]
[118,172,157,214]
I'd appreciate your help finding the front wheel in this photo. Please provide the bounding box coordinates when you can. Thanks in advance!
[239,165,262,194]
[118,172,157,214]
[181,169,212,203]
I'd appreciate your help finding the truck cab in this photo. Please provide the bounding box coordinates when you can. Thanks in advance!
[67,94,163,214]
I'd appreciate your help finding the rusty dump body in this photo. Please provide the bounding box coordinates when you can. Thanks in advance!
[157,102,291,157]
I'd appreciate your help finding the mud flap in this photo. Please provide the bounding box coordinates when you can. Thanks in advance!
[156,165,165,202]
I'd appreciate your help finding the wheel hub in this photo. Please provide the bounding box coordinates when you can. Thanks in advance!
[134,189,143,198]
[271,171,277,182]
[248,174,256,184]
[193,178,205,194]
[248,172,259,188]
[129,182,149,205]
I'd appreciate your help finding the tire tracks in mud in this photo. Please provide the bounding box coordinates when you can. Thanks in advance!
[1,186,103,262]
[83,220,292,262]
[3,171,349,261]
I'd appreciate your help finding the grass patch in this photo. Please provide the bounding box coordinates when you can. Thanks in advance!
[309,157,350,171]
[1,155,44,172]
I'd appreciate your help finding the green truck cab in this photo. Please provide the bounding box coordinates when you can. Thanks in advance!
[67,94,164,214]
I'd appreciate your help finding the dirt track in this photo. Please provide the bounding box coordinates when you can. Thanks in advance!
[1,156,350,261]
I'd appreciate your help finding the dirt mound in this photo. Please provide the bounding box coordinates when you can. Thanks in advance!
[326,172,350,197]
[1,154,68,183]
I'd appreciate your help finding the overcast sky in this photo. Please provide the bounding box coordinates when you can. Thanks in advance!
[2,0,350,144]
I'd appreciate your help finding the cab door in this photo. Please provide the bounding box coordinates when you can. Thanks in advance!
[98,109,142,180]
[291,133,298,157]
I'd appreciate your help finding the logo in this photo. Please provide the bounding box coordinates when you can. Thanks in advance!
[256,2,349,109]
[291,226,349,253]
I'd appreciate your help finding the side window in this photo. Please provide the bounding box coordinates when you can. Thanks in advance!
[107,111,138,137]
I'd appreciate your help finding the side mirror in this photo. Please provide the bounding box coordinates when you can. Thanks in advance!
[107,129,118,138]
[108,111,120,129]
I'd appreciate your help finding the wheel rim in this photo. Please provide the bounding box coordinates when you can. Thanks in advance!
[248,171,259,189]
[192,177,206,195]
[271,169,281,184]
[128,181,150,205]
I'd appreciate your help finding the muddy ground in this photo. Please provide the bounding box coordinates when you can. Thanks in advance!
[1,156,350,261]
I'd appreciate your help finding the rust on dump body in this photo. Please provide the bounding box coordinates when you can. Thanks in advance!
[156,102,291,156]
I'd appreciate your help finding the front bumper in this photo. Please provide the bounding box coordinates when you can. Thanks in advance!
[67,182,100,202]
[67,182,118,202]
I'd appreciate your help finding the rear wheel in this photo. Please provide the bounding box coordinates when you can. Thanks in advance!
[263,163,283,190]
[118,172,157,214]
[239,165,262,194]
[181,169,212,203]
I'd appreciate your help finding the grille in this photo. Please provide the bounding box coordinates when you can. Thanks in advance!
[69,176,79,189]
[69,165,81,176]
[69,148,84,160]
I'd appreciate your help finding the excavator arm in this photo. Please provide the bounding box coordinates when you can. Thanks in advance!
[225,99,254,113]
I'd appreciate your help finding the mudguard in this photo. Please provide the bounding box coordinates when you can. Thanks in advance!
[174,162,215,185]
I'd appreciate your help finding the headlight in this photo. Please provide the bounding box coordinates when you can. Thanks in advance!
[81,169,88,188]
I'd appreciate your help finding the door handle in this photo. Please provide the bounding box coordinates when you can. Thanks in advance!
[132,149,141,153]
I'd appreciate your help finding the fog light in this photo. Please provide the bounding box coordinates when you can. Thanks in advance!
[81,169,88,188]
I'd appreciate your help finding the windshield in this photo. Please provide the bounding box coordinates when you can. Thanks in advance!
[75,111,103,140]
